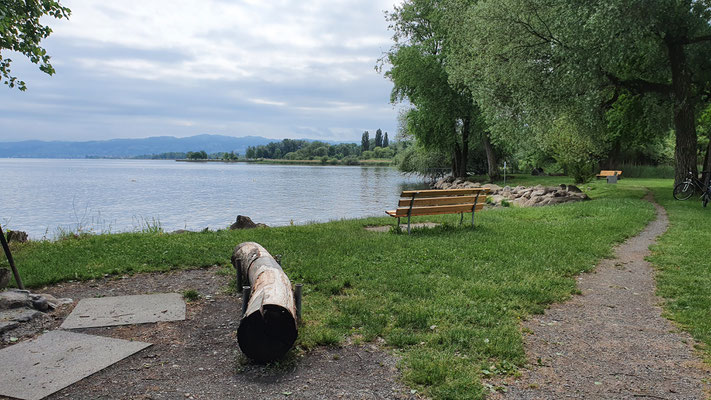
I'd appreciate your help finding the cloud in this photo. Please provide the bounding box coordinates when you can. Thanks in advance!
[1,0,403,143]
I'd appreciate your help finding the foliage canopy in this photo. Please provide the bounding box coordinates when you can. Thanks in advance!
[0,0,70,90]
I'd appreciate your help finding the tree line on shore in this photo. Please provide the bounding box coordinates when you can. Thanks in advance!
[381,0,711,184]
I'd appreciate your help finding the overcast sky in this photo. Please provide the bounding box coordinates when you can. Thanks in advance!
[0,0,403,143]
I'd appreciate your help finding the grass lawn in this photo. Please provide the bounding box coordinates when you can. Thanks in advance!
[644,179,711,364]
[3,179,660,399]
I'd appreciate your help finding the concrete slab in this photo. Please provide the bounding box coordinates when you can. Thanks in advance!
[0,330,150,400]
[60,293,186,329]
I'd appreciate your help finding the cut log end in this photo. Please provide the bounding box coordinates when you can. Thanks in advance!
[237,304,298,363]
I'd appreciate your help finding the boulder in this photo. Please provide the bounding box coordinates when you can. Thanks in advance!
[6,230,28,243]
[483,184,503,193]
[230,215,268,230]
[0,289,32,310]
[490,195,506,205]
[566,184,583,193]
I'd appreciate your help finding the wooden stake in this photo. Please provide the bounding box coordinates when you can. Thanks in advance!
[0,225,24,290]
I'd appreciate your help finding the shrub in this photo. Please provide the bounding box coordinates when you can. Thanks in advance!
[544,116,601,184]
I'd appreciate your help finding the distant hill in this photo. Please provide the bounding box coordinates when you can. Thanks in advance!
[0,135,279,158]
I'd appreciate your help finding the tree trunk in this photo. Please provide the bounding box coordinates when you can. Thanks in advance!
[232,242,297,363]
[668,41,699,185]
[703,135,711,187]
[482,132,500,182]
[458,118,470,178]
[452,143,460,177]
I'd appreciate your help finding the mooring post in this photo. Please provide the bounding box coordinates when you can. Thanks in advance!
[241,286,251,317]
[0,225,24,290]
[294,283,303,323]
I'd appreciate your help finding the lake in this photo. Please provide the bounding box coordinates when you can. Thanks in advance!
[1,159,425,239]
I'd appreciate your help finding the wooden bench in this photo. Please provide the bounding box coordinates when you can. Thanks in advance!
[386,188,490,234]
[596,170,622,179]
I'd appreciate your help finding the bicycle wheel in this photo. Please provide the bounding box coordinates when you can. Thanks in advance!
[673,182,695,200]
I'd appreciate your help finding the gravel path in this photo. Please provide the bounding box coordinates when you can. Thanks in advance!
[491,192,710,399]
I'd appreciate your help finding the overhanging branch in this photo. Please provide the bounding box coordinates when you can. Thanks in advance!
[605,73,672,95]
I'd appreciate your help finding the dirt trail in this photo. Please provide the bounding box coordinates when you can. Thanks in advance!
[492,192,710,399]
[1,268,415,400]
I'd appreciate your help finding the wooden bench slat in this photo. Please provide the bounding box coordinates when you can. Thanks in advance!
[400,188,489,197]
[387,203,485,217]
[596,170,622,178]
[398,195,485,207]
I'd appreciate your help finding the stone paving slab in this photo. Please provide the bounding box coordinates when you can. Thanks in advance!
[61,293,185,329]
[0,330,151,400]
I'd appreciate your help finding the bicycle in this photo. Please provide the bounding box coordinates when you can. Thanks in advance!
[673,171,708,200]
[703,184,711,207]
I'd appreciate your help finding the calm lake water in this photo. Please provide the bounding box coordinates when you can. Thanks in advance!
[1,159,425,239]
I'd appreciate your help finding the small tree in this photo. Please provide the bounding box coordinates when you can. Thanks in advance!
[361,131,370,151]
[375,129,383,148]
[383,132,389,148]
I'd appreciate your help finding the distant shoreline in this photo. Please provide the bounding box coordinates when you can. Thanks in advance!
[175,159,394,166]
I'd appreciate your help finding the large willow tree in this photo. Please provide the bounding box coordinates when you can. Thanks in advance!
[453,0,711,183]
[382,0,499,179]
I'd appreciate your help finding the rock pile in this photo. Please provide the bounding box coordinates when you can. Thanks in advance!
[0,289,72,333]
[433,177,589,207]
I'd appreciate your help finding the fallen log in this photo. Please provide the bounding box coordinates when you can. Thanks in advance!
[231,242,297,362]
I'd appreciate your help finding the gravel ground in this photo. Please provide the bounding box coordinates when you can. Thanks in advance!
[489,193,711,399]
[1,267,417,400]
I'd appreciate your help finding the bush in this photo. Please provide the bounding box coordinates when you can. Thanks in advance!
[545,116,600,184]
[361,150,376,160]
[342,156,360,165]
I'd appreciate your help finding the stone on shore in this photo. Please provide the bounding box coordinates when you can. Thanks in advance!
[230,215,268,230]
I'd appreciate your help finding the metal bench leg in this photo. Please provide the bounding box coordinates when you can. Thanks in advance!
[472,191,481,228]
[397,217,400,230]
[407,215,411,234]
[460,212,463,225]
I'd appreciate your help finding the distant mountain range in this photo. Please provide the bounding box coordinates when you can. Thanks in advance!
[0,134,289,158]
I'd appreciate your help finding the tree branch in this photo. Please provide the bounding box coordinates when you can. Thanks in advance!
[682,34,711,45]
[605,73,672,95]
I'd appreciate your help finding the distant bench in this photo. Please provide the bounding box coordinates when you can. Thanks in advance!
[596,170,622,179]
[386,188,490,234]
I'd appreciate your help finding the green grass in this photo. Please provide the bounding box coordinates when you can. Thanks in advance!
[2,179,657,399]
[645,179,711,363]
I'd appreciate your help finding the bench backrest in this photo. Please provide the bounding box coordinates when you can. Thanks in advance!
[598,170,622,177]
[391,188,489,217]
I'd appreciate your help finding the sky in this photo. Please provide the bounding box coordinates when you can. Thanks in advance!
[0,0,404,143]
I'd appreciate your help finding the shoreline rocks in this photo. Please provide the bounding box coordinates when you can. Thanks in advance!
[230,215,268,230]
[0,289,72,333]
[6,230,29,243]
[432,177,589,207]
